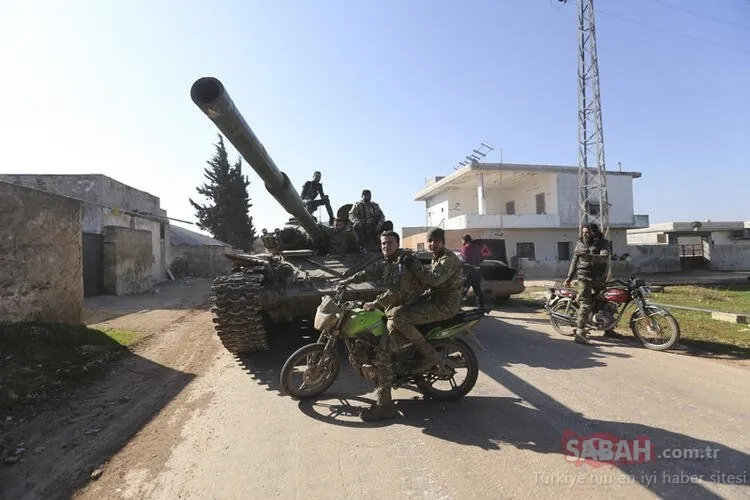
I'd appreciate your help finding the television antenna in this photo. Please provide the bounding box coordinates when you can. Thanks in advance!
[455,143,495,170]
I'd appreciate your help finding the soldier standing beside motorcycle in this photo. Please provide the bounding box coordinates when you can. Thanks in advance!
[564,222,611,345]
[339,230,426,421]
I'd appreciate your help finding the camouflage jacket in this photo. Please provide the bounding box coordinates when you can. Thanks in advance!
[349,201,385,228]
[409,249,463,307]
[346,249,426,310]
[567,237,610,283]
[326,229,359,255]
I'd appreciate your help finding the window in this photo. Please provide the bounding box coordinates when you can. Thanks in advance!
[516,242,535,261]
[536,193,546,214]
[557,241,571,261]
[417,242,425,251]
[506,201,515,215]
[656,233,667,244]
[586,202,600,216]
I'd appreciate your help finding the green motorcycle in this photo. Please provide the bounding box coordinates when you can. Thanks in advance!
[280,285,486,401]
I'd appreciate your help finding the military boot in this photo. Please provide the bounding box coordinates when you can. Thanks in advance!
[573,328,593,345]
[360,387,400,422]
[409,340,442,373]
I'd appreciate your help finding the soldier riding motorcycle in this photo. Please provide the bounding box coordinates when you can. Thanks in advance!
[279,284,485,404]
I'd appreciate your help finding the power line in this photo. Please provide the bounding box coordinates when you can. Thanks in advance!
[597,9,750,56]
[648,0,750,32]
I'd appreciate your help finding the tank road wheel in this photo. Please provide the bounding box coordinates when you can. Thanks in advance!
[210,265,269,354]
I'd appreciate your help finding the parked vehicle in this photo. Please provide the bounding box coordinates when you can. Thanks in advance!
[280,285,486,401]
[544,276,681,351]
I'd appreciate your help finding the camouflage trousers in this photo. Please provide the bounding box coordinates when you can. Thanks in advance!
[577,280,605,330]
[371,297,460,406]
[387,297,461,349]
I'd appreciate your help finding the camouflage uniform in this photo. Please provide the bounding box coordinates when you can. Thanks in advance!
[566,236,610,332]
[349,201,385,248]
[345,249,427,414]
[393,249,463,353]
[326,227,359,255]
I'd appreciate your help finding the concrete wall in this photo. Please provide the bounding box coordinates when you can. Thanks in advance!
[556,172,579,226]
[169,245,233,278]
[0,174,168,283]
[403,227,630,266]
[518,244,681,279]
[605,174,636,226]
[103,210,165,282]
[709,245,750,271]
[0,182,83,323]
[490,173,558,216]
[103,226,153,295]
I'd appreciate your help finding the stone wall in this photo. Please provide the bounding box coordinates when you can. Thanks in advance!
[103,226,153,295]
[0,182,83,323]
[169,245,233,279]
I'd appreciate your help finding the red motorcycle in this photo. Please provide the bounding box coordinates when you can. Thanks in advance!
[544,276,680,351]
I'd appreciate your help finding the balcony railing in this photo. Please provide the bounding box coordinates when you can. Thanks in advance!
[442,213,561,230]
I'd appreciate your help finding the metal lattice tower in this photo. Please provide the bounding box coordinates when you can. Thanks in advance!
[573,0,609,239]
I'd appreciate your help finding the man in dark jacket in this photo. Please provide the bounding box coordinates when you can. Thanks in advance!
[564,222,610,345]
[460,234,485,310]
[300,171,334,226]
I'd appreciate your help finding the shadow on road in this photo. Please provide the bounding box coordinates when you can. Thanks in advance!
[295,312,749,498]
[235,318,376,398]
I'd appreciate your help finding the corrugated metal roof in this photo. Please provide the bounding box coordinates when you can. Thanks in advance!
[169,224,230,247]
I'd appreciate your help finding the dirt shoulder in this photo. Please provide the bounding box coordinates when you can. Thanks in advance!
[0,279,217,500]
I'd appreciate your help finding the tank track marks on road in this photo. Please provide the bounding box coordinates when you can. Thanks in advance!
[211,264,269,353]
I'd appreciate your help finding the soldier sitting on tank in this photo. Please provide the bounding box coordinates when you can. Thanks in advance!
[326,217,360,255]
[339,230,428,421]
[300,171,335,226]
[349,189,386,249]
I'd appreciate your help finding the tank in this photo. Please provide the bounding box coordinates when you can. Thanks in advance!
[190,76,389,353]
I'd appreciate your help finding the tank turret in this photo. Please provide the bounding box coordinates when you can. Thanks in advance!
[190,76,326,249]
[190,76,390,357]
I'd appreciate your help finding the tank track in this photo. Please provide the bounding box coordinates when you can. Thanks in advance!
[210,264,269,353]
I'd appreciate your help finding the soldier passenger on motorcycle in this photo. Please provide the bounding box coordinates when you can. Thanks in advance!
[396,227,463,367]
[339,230,426,421]
[564,222,611,345]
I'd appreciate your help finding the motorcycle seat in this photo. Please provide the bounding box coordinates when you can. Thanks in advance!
[416,308,485,334]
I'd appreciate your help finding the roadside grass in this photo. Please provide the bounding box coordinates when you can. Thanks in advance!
[669,310,750,358]
[0,322,141,415]
[508,284,750,359]
[650,284,750,314]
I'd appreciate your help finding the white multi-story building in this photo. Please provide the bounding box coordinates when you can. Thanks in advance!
[402,162,649,273]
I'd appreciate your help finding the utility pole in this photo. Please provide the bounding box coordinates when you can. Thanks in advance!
[560,0,612,276]
[559,0,610,236]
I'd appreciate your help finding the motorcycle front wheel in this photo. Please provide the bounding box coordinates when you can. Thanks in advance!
[280,343,341,399]
[415,338,479,402]
[629,306,681,351]
[548,299,578,336]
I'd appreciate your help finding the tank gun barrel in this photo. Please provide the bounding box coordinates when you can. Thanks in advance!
[190,77,325,245]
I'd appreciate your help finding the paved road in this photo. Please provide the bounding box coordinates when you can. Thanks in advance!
[70,303,749,500]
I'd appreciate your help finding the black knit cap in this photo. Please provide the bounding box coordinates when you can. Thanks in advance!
[427,227,445,243]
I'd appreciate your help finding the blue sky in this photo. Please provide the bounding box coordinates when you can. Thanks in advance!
[1,0,748,236]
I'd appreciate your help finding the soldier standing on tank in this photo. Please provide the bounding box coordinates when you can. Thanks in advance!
[349,189,385,248]
[300,171,335,226]
[394,227,463,372]
[339,230,426,422]
[564,222,611,345]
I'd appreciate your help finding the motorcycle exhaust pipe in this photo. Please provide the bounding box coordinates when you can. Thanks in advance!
[549,312,575,325]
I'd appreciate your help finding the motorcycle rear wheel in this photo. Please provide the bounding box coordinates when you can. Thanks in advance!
[549,300,577,336]
[629,306,681,351]
[280,343,340,399]
[415,338,479,402]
